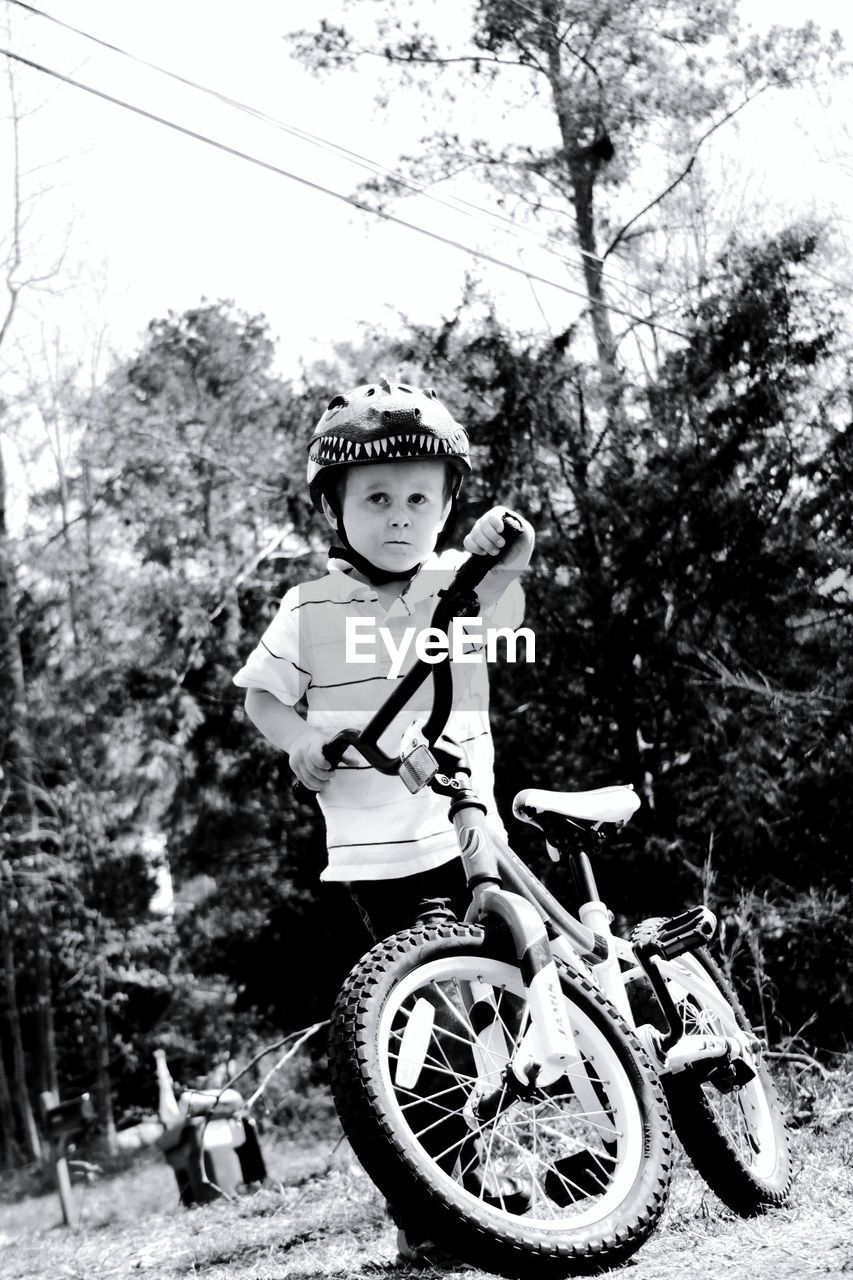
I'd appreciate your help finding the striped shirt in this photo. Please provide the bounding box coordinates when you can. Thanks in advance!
[233,549,525,882]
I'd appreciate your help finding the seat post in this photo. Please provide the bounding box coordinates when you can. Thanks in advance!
[541,817,605,908]
[572,847,602,906]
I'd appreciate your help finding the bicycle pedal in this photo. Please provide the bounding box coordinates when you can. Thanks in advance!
[635,906,717,960]
[543,1144,616,1206]
[461,1168,531,1215]
[704,1058,756,1093]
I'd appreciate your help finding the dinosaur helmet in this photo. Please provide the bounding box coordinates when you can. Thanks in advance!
[306,377,470,512]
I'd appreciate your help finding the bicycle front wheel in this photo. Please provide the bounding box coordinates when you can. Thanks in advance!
[329,922,672,1277]
[648,948,792,1214]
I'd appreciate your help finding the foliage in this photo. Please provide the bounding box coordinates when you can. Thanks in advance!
[3,35,853,1168]
[290,1,842,365]
[3,221,850,1174]
[1,302,321,1160]
[367,226,853,1044]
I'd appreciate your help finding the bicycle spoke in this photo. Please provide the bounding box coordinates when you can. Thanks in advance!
[431,1018,508,1061]
[396,1080,479,1109]
[529,1096,622,1138]
[505,1105,546,1215]
[489,1122,609,1204]
[389,1050,479,1088]
[521,1112,623,1148]
[412,994,475,1081]
[398,1091,470,1119]
[480,1078,510,1200]
[491,991,531,1056]
[426,978,483,1038]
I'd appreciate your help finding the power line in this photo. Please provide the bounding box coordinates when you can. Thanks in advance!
[7,0,653,303]
[0,45,689,339]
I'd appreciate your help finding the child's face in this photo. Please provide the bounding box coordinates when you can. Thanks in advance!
[326,459,451,574]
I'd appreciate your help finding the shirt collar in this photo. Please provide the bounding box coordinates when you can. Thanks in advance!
[326,558,379,603]
[326,549,461,607]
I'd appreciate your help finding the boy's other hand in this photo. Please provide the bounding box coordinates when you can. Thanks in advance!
[289,729,334,790]
[464,507,534,571]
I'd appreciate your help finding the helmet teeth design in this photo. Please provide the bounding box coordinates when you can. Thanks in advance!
[307,378,471,512]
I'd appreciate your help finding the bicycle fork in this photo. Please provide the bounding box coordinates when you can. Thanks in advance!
[438,782,612,1135]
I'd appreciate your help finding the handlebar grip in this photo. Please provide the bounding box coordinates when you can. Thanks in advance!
[499,511,525,549]
[451,511,525,594]
[293,779,314,803]
[292,732,357,803]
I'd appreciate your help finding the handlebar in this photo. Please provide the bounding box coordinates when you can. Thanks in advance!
[296,512,525,794]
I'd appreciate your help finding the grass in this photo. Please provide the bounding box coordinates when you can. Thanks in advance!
[1,1059,851,1280]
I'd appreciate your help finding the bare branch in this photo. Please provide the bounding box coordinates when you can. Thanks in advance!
[0,60,24,353]
[361,47,546,77]
[603,86,771,260]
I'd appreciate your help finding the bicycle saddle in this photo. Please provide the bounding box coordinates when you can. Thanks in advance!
[513,785,640,827]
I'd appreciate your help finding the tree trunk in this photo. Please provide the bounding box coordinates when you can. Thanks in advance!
[542,34,620,378]
[570,167,620,374]
[34,932,59,1100]
[0,1041,21,1170]
[0,442,36,811]
[94,958,117,1154]
[0,442,47,1164]
[54,430,81,650]
[0,895,41,1162]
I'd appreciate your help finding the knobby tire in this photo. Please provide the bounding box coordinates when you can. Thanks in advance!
[329,921,673,1277]
[652,947,792,1214]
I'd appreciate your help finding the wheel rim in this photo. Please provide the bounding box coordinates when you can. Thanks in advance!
[376,955,647,1230]
[663,957,780,1181]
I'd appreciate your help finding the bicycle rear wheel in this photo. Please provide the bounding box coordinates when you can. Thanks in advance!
[641,948,792,1214]
[330,922,672,1277]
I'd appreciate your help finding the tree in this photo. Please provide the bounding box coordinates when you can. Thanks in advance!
[0,301,307,1159]
[0,54,73,1167]
[353,224,852,1045]
[71,301,349,1041]
[290,1,840,377]
[288,10,849,1042]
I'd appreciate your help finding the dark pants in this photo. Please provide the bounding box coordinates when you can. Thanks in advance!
[348,858,470,942]
[348,858,475,1180]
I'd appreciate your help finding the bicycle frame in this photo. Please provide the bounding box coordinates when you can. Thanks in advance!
[434,770,583,1091]
[480,811,763,1088]
[315,518,760,1101]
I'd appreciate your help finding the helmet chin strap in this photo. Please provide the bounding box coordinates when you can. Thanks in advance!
[326,494,459,586]
[330,514,421,585]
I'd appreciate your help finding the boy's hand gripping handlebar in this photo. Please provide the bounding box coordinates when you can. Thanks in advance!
[293,512,525,800]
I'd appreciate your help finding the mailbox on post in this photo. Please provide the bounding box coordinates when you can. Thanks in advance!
[40,1091,96,1229]
[44,1094,95,1141]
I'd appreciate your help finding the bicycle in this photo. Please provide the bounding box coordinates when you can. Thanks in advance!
[304,517,791,1275]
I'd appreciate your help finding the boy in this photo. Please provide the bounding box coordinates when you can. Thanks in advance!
[233,378,534,1257]
[234,378,534,936]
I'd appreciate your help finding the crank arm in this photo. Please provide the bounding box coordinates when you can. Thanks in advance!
[664,1032,761,1084]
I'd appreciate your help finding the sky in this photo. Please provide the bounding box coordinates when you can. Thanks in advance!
[2,0,853,518]
[5,0,567,374]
